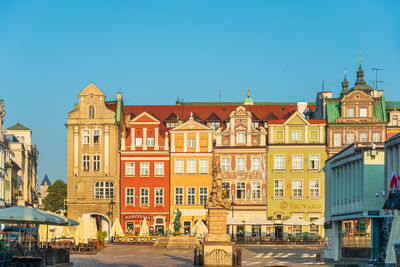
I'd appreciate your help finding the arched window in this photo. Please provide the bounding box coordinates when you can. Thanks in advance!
[94,181,114,199]
[88,105,95,119]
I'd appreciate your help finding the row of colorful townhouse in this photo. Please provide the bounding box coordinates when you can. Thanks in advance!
[66,63,400,240]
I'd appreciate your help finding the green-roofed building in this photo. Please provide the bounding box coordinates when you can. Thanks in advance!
[7,123,31,131]
[313,63,388,156]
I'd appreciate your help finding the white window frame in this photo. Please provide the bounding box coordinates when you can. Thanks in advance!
[292,180,303,197]
[360,132,368,143]
[155,162,164,177]
[83,155,90,171]
[125,187,135,206]
[236,132,245,144]
[199,159,209,174]
[140,187,149,205]
[372,132,381,143]
[292,130,301,141]
[175,187,184,205]
[88,105,95,118]
[125,162,135,176]
[236,157,246,171]
[274,155,285,170]
[147,137,154,147]
[83,130,90,145]
[175,159,184,174]
[236,182,246,200]
[199,187,208,205]
[221,157,231,171]
[274,180,284,197]
[333,133,342,147]
[155,188,164,205]
[346,132,355,145]
[187,159,196,174]
[359,108,368,117]
[292,154,303,170]
[309,154,320,170]
[93,155,100,171]
[251,157,261,171]
[347,108,355,118]
[93,129,101,144]
[222,182,231,199]
[140,162,150,176]
[94,181,114,200]
[188,138,195,148]
[187,186,196,205]
[136,137,143,147]
[309,180,320,197]
[251,182,261,200]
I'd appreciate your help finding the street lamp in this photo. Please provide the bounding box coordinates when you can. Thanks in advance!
[107,199,115,222]
[231,190,236,240]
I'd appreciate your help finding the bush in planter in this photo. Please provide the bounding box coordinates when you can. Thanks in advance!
[96,231,107,247]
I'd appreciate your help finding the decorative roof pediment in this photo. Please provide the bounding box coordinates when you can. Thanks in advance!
[170,113,211,131]
[234,106,248,116]
[130,111,160,124]
[342,90,372,102]
[186,112,202,123]
[284,111,309,126]
[78,82,105,97]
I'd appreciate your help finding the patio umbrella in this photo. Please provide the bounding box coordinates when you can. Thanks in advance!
[90,217,97,240]
[283,217,310,226]
[0,206,68,226]
[110,217,124,238]
[310,218,325,226]
[139,218,149,237]
[245,217,274,225]
[385,210,400,264]
[227,217,243,225]
[191,219,208,237]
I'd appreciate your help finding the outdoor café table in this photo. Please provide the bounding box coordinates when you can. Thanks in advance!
[13,255,43,265]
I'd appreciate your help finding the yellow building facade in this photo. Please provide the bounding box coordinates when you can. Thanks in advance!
[169,114,213,234]
[266,111,327,238]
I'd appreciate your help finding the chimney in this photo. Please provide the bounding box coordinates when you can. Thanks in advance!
[297,102,308,116]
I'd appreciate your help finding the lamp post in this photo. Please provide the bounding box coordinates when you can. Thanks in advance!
[231,191,235,240]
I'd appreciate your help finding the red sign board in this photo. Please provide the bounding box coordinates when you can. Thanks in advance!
[123,214,152,221]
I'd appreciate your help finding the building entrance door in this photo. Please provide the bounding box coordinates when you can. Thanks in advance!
[275,225,283,240]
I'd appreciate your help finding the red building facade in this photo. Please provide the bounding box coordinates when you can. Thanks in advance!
[120,112,170,235]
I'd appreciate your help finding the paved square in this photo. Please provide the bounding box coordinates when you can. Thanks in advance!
[71,244,331,266]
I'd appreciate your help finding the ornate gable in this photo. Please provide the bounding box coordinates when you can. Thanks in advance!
[284,112,309,125]
[78,83,105,97]
[130,111,160,124]
[170,113,211,131]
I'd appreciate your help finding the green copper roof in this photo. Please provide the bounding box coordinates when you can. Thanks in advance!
[116,98,121,123]
[7,123,30,131]
[326,99,341,123]
[243,97,254,103]
[373,95,386,123]
[386,101,400,110]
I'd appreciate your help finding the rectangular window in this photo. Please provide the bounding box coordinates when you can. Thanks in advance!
[309,155,320,170]
[175,187,183,205]
[188,138,195,148]
[393,115,398,126]
[373,132,381,143]
[293,225,302,236]
[221,157,231,171]
[359,108,368,117]
[126,188,134,205]
[199,159,209,174]
[251,157,261,171]
[147,137,154,147]
[187,159,196,174]
[199,187,208,205]
[347,108,354,118]
[333,133,342,147]
[236,132,245,144]
[140,188,149,205]
[292,155,303,170]
[187,187,196,205]
[346,132,355,145]
[310,180,320,197]
[140,162,150,176]
[175,159,184,174]
[126,221,135,233]
[251,182,261,199]
[293,180,303,197]
[94,181,114,199]
[360,132,368,143]
[236,182,245,199]
[236,157,246,171]
[93,130,100,144]
[155,162,164,176]
[292,130,301,141]
[136,138,143,147]
[209,122,220,130]
[155,188,164,205]
[83,155,90,171]
[274,180,284,197]
[310,217,319,235]
[83,130,90,144]
[222,182,230,199]
[93,155,100,171]
[274,155,284,170]
[125,162,135,176]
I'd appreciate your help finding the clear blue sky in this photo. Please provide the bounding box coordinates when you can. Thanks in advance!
[0,1,399,183]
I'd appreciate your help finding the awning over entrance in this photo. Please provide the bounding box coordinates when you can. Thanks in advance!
[383,191,400,210]
[227,217,243,225]
[283,217,310,226]
[244,217,274,225]
[310,217,324,226]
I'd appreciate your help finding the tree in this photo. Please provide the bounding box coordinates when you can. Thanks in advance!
[42,179,67,212]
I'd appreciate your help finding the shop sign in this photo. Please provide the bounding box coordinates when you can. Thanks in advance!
[123,214,151,221]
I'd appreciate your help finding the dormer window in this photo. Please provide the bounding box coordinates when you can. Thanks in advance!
[88,105,95,118]
[252,122,259,128]
[393,115,398,126]
[236,132,245,144]
[347,108,354,118]
[209,122,220,130]
[166,122,178,128]
[359,108,367,118]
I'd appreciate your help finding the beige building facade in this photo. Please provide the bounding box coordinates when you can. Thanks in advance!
[67,83,123,238]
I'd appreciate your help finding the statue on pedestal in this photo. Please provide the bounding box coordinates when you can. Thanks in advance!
[209,163,230,209]
[173,208,181,235]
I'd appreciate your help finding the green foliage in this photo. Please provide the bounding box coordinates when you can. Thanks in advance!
[42,179,67,212]
[96,231,107,242]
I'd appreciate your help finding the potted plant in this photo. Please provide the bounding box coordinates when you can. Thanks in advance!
[96,231,107,249]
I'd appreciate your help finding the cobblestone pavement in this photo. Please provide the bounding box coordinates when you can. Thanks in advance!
[71,244,332,267]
